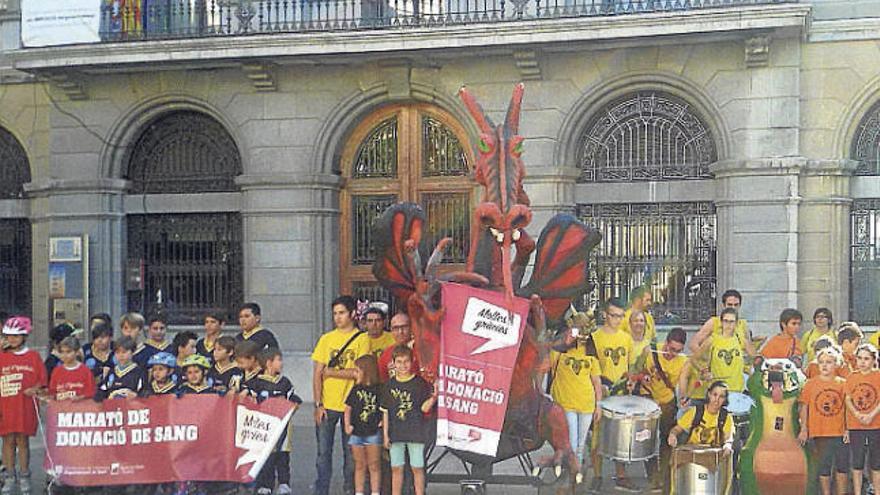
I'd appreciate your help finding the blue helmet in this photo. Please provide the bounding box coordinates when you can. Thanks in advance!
[147,352,176,369]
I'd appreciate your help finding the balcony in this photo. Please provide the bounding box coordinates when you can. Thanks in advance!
[8,0,810,75]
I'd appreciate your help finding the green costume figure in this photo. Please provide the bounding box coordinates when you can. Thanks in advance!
[739,358,815,495]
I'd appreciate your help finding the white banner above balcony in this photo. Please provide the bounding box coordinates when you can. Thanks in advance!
[21,0,101,47]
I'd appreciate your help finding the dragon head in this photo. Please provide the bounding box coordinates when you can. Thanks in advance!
[750,358,805,403]
[459,84,532,302]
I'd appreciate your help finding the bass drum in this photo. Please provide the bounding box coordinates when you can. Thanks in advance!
[598,395,661,462]
[671,445,733,495]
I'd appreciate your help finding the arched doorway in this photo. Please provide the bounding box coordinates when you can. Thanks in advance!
[339,104,475,308]
[0,126,32,316]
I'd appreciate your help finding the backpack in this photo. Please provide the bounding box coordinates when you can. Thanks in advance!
[690,404,729,447]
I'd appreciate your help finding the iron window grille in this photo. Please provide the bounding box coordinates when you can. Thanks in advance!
[578,92,717,183]
[576,201,717,325]
[852,100,880,176]
[850,199,880,324]
[0,219,32,317]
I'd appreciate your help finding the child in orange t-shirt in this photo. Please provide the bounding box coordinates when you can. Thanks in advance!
[804,336,850,379]
[845,343,880,495]
[799,346,849,494]
[761,308,804,366]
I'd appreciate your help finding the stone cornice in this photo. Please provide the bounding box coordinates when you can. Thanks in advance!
[808,17,880,43]
[710,157,808,177]
[24,178,130,196]
[235,173,343,190]
[801,159,860,176]
[9,4,810,73]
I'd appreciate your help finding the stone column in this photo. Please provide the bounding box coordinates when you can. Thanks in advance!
[24,178,128,343]
[237,172,341,401]
[798,160,858,323]
[712,158,803,334]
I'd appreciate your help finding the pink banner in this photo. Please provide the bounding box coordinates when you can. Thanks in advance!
[43,395,295,486]
[436,282,529,457]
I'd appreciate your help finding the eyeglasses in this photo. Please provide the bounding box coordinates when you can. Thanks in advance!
[391,325,410,331]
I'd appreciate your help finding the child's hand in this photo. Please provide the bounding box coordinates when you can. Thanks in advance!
[345,424,354,435]
[797,429,808,446]
[24,386,41,397]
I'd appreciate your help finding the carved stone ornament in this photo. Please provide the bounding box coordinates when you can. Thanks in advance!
[745,35,771,68]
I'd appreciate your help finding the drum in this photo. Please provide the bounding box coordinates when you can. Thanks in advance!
[598,395,661,462]
[671,445,733,495]
[727,392,754,444]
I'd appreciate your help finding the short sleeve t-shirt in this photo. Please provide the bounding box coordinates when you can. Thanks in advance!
[799,376,846,438]
[0,348,48,436]
[592,329,634,384]
[368,332,396,359]
[381,374,432,443]
[550,343,600,413]
[845,370,880,430]
[311,329,370,412]
[677,406,733,447]
[48,363,96,401]
[236,327,280,351]
[760,334,802,361]
[710,335,745,392]
[345,384,382,437]
[643,350,688,406]
[378,344,421,383]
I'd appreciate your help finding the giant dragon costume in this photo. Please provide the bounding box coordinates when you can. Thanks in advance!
[371,84,602,474]
[739,358,813,495]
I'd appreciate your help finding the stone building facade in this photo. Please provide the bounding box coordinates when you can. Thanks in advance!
[1,0,880,398]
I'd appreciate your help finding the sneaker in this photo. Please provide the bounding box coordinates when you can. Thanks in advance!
[276,484,292,495]
[588,476,602,494]
[614,477,640,493]
[0,476,12,495]
[256,488,272,495]
[19,471,31,495]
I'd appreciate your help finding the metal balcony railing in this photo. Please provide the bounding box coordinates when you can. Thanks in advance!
[98,0,795,40]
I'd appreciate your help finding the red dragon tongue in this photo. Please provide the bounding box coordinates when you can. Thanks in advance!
[771,381,783,403]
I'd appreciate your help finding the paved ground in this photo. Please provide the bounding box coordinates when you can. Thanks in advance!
[23,404,660,495]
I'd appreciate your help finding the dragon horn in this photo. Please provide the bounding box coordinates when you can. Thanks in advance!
[459,86,495,134]
[504,83,524,134]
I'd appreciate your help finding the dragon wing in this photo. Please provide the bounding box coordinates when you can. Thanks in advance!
[518,213,601,324]
[371,202,426,303]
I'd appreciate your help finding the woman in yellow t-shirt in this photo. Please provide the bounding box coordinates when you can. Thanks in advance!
[802,308,834,367]
[628,309,652,367]
[550,331,603,469]
[708,309,746,392]
[668,381,734,451]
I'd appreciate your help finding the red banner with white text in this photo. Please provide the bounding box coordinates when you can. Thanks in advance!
[43,395,295,486]
[435,282,529,457]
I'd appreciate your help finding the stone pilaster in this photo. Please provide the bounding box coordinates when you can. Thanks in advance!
[798,159,858,324]
[711,158,804,334]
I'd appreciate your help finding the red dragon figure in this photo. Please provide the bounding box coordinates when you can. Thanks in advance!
[371,84,602,480]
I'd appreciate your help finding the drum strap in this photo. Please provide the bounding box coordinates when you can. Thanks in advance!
[651,343,674,391]
[691,405,729,447]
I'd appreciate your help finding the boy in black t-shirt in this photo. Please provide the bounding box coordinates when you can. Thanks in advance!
[140,352,178,397]
[197,311,226,361]
[235,302,280,351]
[178,355,216,395]
[209,335,243,394]
[251,349,302,495]
[235,340,264,398]
[381,346,437,495]
[96,336,145,400]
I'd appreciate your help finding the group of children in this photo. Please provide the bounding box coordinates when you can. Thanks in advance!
[0,303,301,495]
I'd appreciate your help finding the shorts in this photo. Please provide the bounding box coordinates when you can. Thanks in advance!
[850,429,880,472]
[811,436,849,476]
[348,432,382,446]
[389,442,425,468]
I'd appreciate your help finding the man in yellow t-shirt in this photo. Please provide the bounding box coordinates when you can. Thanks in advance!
[312,295,371,495]
[688,289,756,366]
[364,307,395,358]
[590,298,637,493]
[550,333,603,467]
[636,328,687,491]
[621,286,656,343]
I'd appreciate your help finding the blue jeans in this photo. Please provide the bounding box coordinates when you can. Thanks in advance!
[315,409,354,495]
[564,410,594,464]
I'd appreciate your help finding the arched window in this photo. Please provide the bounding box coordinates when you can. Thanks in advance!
[0,126,30,199]
[852,100,880,176]
[0,126,32,316]
[127,111,242,193]
[125,111,243,325]
[577,92,717,182]
[340,104,474,306]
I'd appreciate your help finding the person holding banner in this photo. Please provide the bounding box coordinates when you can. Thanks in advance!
[313,295,370,495]
[47,336,95,401]
[589,298,637,493]
[140,352,178,397]
[0,316,46,495]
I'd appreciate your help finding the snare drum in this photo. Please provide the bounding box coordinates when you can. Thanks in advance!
[598,395,661,462]
[671,445,733,495]
[726,392,754,444]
